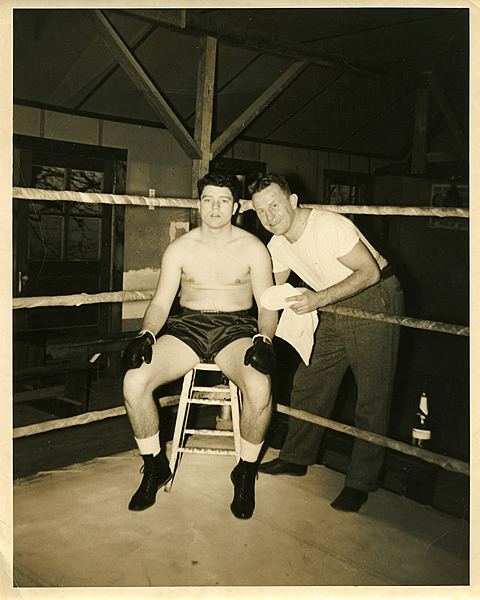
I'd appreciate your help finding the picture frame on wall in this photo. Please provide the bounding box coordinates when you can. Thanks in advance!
[429,183,468,231]
[323,169,374,206]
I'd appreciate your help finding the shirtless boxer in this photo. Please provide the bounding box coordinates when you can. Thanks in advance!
[122,172,277,519]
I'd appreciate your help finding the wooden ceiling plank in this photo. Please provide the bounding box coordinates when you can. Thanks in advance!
[211,61,308,159]
[191,36,217,195]
[84,9,201,160]
[335,89,414,153]
[262,72,344,139]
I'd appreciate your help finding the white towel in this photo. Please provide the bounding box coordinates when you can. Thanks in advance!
[261,284,318,365]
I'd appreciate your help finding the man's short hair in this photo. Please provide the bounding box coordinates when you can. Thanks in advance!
[198,172,240,202]
[249,173,291,196]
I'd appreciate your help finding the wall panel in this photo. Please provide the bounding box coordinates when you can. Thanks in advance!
[13,105,41,137]
[44,111,99,145]
[102,122,192,197]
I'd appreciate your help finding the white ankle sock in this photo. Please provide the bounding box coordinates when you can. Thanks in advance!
[240,438,263,463]
[135,433,161,457]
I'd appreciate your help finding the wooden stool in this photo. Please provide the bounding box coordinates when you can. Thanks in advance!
[164,363,241,492]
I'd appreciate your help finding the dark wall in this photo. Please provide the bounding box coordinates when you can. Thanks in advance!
[365,175,469,461]
[371,175,468,325]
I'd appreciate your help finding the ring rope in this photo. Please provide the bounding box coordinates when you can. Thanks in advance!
[276,405,469,476]
[12,290,469,337]
[13,406,127,439]
[301,203,468,218]
[13,187,199,210]
[13,187,468,218]
[13,289,155,309]
[13,187,469,474]
[12,400,469,476]
[319,305,469,336]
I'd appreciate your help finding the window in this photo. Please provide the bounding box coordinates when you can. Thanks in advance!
[324,169,374,205]
[28,165,103,262]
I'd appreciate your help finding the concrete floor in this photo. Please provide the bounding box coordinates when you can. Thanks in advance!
[13,440,469,590]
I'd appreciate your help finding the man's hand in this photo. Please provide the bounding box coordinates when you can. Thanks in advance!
[122,331,156,371]
[286,288,326,314]
[244,334,276,375]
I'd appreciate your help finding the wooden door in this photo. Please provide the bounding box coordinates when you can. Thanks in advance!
[13,135,127,373]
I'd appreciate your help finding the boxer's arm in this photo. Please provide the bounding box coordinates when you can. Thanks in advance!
[123,242,183,371]
[244,239,277,374]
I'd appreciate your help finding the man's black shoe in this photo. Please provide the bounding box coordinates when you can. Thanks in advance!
[330,486,368,512]
[230,459,257,520]
[128,452,172,511]
[258,457,307,476]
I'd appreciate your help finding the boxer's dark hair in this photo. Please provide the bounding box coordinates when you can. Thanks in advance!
[249,173,291,196]
[198,172,240,202]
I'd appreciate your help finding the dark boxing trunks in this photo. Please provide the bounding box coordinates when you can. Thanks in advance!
[166,307,258,363]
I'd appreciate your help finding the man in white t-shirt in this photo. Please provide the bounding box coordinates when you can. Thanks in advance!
[251,173,404,512]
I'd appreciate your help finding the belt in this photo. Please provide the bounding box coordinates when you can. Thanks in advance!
[380,265,395,280]
[180,307,252,316]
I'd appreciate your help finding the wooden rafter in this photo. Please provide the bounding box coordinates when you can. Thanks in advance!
[211,61,308,159]
[49,23,155,108]
[75,26,158,111]
[83,9,201,160]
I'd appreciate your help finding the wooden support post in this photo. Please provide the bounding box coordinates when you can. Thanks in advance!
[191,36,217,197]
[427,73,468,160]
[411,87,431,175]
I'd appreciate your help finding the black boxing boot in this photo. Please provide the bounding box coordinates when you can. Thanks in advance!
[230,459,258,520]
[128,452,172,511]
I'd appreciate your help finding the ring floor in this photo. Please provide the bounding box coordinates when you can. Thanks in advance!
[12,442,469,589]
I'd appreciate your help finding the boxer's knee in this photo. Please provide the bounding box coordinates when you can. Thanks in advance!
[123,367,155,407]
[241,370,271,412]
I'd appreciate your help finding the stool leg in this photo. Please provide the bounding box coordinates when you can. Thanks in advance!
[165,369,194,492]
[230,382,242,462]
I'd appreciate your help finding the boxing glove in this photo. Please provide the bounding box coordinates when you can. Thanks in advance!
[244,334,276,375]
[122,330,156,371]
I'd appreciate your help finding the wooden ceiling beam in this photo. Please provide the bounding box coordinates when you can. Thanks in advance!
[210,61,308,159]
[113,8,412,86]
[117,9,187,29]
[83,9,202,160]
